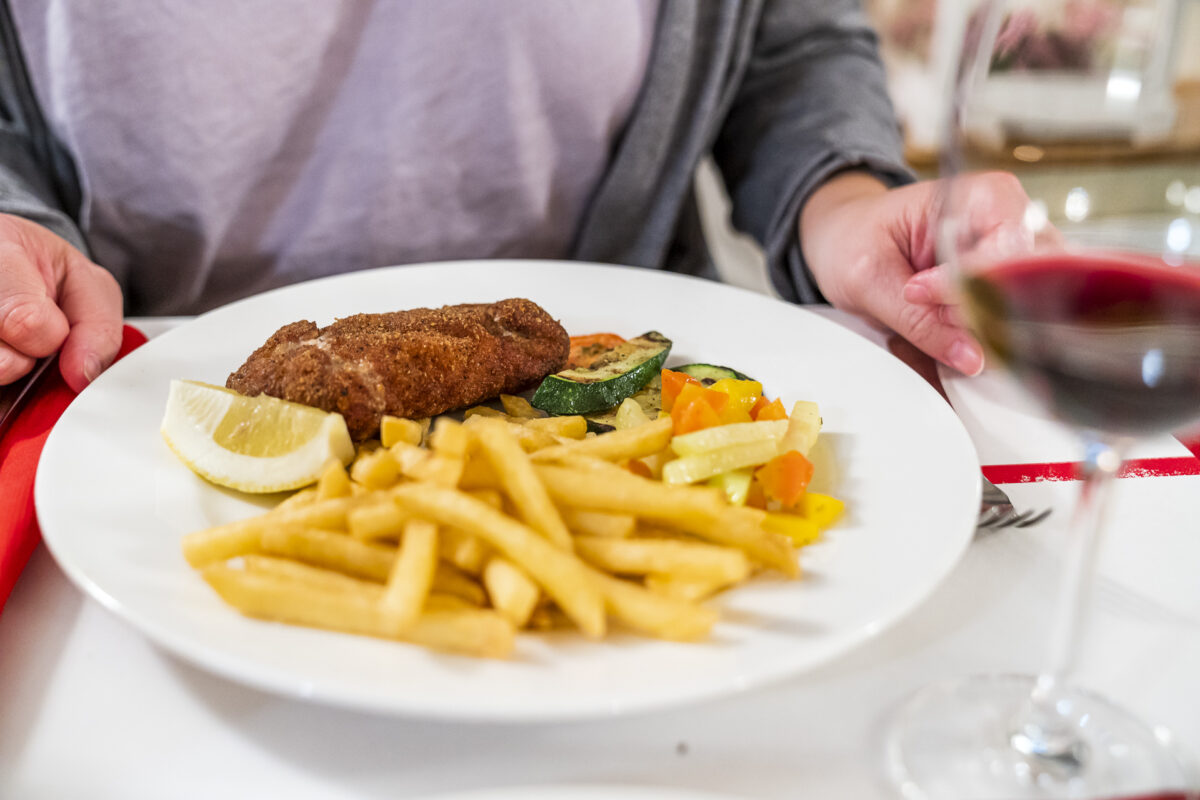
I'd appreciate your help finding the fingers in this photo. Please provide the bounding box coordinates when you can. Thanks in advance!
[0,217,125,391]
[0,242,71,386]
[854,254,985,377]
[0,243,71,360]
[56,253,124,393]
[902,264,953,306]
[0,341,37,385]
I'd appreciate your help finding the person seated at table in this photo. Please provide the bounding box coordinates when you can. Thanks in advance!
[0,0,1026,393]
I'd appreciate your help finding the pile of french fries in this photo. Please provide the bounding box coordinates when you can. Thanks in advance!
[182,394,841,659]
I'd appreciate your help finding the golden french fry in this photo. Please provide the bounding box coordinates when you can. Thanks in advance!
[241,554,379,594]
[458,454,501,490]
[380,415,426,448]
[404,453,464,486]
[433,563,487,606]
[780,401,821,457]
[472,419,574,550]
[633,523,697,541]
[463,405,505,419]
[638,449,671,480]
[350,448,402,489]
[669,508,799,578]
[428,417,470,459]
[390,484,605,638]
[535,464,725,523]
[482,557,540,627]
[531,416,673,463]
[438,527,491,575]
[182,523,264,568]
[406,608,516,659]
[644,572,733,602]
[537,465,796,575]
[467,488,504,509]
[527,603,573,631]
[499,394,543,419]
[388,441,428,473]
[202,565,514,658]
[573,536,750,584]
[509,425,561,452]
[551,454,634,476]
[275,486,318,512]
[522,415,588,439]
[316,459,353,500]
[669,419,788,456]
[249,542,487,606]
[182,496,357,568]
[260,526,395,582]
[464,414,560,453]
[661,439,781,485]
[591,569,718,641]
[561,508,636,539]
[380,519,439,634]
[347,498,411,541]
[425,593,480,612]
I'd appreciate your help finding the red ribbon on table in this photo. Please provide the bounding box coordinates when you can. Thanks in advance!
[982,433,1200,485]
[0,325,147,615]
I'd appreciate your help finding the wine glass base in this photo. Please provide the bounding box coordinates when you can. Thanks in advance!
[884,674,1193,799]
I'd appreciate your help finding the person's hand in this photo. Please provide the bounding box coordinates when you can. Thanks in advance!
[798,170,1032,376]
[0,213,123,393]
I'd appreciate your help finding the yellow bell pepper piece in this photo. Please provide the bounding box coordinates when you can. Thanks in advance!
[709,378,763,425]
[797,492,845,529]
[761,512,821,547]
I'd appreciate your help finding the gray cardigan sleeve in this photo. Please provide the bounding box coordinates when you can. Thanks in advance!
[0,132,88,254]
[711,0,913,304]
[0,3,88,254]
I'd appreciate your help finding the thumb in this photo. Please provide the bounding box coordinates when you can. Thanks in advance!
[55,250,124,393]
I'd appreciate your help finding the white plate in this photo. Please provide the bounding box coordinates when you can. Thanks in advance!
[36,261,980,722]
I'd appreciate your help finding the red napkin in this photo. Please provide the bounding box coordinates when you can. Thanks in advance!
[0,325,147,614]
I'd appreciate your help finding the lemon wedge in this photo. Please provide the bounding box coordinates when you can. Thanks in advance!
[161,379,355,493]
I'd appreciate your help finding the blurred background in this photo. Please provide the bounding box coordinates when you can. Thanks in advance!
[700,0,1200,298]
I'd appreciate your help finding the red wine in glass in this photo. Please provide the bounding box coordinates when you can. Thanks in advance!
[964,252,1200,436]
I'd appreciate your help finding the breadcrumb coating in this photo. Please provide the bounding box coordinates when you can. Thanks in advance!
[226,298,569,440]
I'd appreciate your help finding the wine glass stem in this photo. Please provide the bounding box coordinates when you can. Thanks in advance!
[1011,436,1127,768]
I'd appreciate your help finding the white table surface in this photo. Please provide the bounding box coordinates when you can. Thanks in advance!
[3,311,1198,800]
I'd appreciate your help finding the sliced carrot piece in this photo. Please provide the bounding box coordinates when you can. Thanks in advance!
[753,398,788,421]
[754,450,814,507]
[671,385,725,435]
[661,369,700,412]
[749,395,770,419]
[567,333,626,369]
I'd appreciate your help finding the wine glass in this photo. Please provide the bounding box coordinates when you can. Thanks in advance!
[884,0,1200,797]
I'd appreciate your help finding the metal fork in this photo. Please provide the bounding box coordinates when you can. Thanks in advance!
[977,476,1052,531]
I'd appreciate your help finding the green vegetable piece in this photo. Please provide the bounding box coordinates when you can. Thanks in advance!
[531,332,671,416]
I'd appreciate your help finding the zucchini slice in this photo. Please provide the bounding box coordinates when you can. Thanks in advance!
[582,377,661,433]
[675,363,754,385]
[531,332,671,416]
